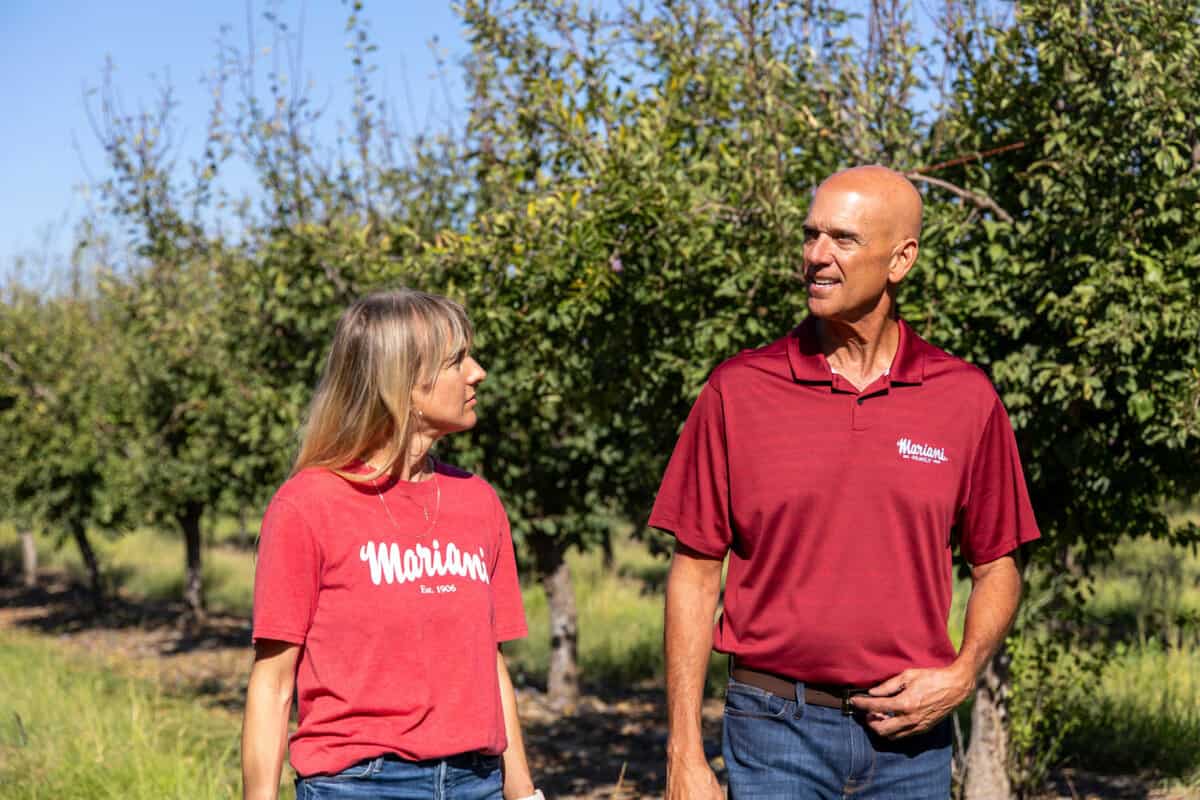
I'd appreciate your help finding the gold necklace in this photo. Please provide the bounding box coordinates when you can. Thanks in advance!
[374,456,441,537]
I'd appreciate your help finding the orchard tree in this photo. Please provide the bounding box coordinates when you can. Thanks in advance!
[84,62,244,621]
[434,0,937,706]
[0,282,128,605]
[81,4,456,618]
[904,0,1200,794]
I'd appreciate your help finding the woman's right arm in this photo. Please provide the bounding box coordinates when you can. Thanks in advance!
[242,639,301,800]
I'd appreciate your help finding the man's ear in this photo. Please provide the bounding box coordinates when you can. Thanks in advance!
[887,238,919,285]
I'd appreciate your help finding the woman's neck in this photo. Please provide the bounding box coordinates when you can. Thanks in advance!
[364,436,437,482]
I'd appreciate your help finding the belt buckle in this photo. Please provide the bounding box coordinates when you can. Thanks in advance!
[840,688,853,716]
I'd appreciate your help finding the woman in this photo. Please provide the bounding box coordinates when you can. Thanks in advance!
[242,289,543,800]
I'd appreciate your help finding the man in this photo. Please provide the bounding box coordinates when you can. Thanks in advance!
[651,166,1040,799]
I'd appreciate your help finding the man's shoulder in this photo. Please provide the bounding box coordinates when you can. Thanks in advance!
[708,334,792,391]
[915,336,1001,405]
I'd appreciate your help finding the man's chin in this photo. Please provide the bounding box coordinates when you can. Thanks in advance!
[805,297,839,319]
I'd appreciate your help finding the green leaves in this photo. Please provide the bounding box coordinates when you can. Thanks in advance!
[927,0,1200,561]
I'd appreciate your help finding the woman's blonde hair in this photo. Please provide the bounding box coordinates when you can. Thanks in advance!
[292,288,473,481]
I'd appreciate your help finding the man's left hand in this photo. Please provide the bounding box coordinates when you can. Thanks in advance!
[850,665,975,739]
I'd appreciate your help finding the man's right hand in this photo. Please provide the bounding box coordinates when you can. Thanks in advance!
[666,754,723,800]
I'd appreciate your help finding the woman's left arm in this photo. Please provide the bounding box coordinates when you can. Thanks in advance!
[497,648,538,800]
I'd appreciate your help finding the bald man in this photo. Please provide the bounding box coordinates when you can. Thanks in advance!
[652,166,1039,799]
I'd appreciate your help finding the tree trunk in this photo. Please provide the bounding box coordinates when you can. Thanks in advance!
[69,520,103,609]
[964,646,1014,800]
[238,508,251,549]
[19,530,38,588]
[177,503,206,624]
[533,535,579,709]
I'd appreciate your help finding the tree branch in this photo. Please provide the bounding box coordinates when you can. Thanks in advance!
[914,140,1028,174]
[0,349,57,403]
[905,172,1014,224]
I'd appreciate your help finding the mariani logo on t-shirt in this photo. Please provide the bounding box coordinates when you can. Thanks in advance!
[896,437,949,465]
[359,539,491,588]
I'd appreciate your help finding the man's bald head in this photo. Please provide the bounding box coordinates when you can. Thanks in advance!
[816,165,923,243]
[801,165,924,323]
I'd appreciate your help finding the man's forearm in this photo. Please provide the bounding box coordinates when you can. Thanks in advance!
[664,546,723,761]
[954,554,1023,682]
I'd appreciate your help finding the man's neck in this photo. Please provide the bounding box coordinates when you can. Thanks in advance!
[816,312,900,392]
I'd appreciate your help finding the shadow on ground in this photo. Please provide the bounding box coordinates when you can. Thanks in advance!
[0,578,251,651]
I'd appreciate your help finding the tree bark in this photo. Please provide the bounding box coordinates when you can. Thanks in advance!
[533,535,579,709]
[19,529,38,588]
[964,646,1014,800]
[177,503,206,624]
[69,519,103,609]
[238,508,251,549]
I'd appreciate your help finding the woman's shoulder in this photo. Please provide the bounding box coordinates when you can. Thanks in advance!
[270,466,355,510]
[434,460,502,504]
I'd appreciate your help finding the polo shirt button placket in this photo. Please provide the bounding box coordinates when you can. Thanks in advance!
[852,393,870,431]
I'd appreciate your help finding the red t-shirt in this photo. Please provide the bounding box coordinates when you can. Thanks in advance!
[252,461,528,777]
[649,318,1040,686]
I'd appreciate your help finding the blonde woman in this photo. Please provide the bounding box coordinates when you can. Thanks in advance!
[241,289,543,800]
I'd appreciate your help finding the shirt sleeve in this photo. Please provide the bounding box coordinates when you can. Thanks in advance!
[489,496,528,643]
[647,380,732,557]
[251,496,321,645]
[959,397,1041,565]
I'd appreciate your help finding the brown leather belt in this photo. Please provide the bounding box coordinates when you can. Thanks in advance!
[730,665,871,716]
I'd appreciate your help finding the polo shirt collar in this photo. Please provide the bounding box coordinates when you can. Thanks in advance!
[787,316,927,385]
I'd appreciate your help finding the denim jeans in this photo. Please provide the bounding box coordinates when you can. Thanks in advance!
[722,677,952,799]
[295,752,502,800]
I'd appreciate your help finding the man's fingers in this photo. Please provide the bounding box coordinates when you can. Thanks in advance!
[866,714,908,737]
[867,671,910,697]
[851,693,901,714]
[867,713,931,740]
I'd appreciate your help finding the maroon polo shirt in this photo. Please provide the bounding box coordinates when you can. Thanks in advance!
[650,317,1040,686]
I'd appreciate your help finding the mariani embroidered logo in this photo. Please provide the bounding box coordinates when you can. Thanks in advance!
[896,437,949,465]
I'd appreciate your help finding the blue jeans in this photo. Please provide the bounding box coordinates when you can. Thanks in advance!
[295,752,502,800]
[722,677,952,799]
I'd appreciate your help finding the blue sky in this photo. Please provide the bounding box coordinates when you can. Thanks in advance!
[0,1,467,273]
[0,2,952,278]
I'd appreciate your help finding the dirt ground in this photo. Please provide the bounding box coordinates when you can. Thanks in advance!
[0,578,1193,799]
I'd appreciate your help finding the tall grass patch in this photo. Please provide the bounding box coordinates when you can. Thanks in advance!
[0,630,281,800]
[1059,640,1200,780]
[1083,535,1200,643]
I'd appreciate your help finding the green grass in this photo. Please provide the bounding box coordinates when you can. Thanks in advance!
[0,522,256,616]
[1062,639,1200,781]
[3,518,1200,787]
[1082,535,1200,644]
[0,629,290,800]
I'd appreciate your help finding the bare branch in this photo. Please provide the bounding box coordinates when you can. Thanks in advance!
[906,171,1014,223]
[915,140,1028,173]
